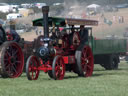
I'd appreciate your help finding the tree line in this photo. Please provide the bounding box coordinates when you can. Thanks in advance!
[0,0,63,5]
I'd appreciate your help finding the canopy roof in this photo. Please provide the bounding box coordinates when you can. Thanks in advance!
[32,17,98,27]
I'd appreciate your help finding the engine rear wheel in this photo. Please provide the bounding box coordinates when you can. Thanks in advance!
[52,55,65,80]
[0,41,24,78]
[75,45,94,77]
[26,55,40,80]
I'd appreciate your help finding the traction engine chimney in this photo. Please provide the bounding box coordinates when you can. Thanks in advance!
[37,6,55,60]
[42,6,49,38]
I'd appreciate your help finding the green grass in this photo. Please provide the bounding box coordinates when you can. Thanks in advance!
[8,8,128,96]
[0,61,128,96]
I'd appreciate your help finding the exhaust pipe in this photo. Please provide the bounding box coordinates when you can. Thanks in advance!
[42,6,49,38]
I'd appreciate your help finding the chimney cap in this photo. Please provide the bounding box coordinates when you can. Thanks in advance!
[42,6,49,13]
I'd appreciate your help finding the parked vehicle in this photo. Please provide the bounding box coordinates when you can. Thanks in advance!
[6,13,23,20]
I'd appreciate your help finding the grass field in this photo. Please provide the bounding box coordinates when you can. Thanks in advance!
[0,61,128,96]
[4,8,128,96]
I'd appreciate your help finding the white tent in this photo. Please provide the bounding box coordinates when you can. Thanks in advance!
[86,4,101,13]
[87,4,100,8]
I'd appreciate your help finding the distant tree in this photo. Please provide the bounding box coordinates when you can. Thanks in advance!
[0,0,127,5]
[0,0,64,5]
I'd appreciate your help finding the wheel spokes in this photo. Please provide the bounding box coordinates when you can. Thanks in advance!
[12,49,18,56]
[11,65,18,74]
[80,46,94,76]
[27,56,39,80]
[6,50,11,57]
[53,56,65,80]
[1,43,24,78]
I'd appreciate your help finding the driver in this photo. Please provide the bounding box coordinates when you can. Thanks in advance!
[79,25,88,43]
[0,20,6,45]
[6,28,20,42]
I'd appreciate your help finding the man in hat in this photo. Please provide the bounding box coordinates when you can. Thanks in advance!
[79,25,88,43]
[6,28,20,42]
[0,20,6,45]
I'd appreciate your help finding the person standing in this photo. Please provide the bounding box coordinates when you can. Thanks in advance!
[121,16,124,23]
[35,27,38,35]
[79,25,88,44]
[118,16,121,23]
[0,20,6,45]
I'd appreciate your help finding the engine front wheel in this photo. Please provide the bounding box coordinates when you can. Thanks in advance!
[52,55,65,80]
[26,55,40,80]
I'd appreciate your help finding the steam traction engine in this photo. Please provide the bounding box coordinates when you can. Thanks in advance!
[0,20,24,78]
[26,6,98,80]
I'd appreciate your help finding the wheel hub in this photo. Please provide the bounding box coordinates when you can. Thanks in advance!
[84,58,89,64]
[10,57,15,63]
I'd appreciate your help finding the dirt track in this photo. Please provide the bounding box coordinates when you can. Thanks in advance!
[20,30,38,41]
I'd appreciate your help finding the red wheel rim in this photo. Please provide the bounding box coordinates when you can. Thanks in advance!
[28,56,40,80]
[54,56,65,80]
[3,42,24,78]
[81,46,94,77]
